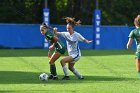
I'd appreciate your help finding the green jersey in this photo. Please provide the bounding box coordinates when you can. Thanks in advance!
[44,30,65,54]
[129,27,140,52]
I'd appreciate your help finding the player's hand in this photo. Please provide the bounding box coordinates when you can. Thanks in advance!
[126,44,130,49]
[86,40,93,44]
[53,27,57,31]
[88,40,93,44]
[84,39,93,44]
[49,45,54,51]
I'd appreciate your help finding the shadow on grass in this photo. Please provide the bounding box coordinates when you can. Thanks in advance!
[0,90,50,93]
[0,49,135,57]
[0,71,138,84]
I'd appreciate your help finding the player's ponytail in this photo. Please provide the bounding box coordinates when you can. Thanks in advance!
[64,17,81,28]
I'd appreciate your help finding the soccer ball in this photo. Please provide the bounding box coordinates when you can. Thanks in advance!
[39,73,49,81]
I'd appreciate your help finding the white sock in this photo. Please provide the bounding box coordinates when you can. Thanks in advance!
[62,65,69,76]
[73,69,82,78]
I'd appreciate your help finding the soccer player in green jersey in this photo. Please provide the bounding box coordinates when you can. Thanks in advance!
[127,15,140,77]
[40,23,65,80]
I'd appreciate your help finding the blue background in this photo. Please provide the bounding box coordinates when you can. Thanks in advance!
[0,24,136,50]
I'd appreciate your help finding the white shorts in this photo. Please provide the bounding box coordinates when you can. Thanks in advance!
[70,54,80,63]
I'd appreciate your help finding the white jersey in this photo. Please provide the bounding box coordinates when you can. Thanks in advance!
[60,31,85,57]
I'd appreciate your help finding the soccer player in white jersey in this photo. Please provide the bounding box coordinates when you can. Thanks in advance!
[54,17,92,80]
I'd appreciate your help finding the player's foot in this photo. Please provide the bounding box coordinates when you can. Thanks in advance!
[48,74,53,79]
[52,76,59,80]
[62,76,70,80]
[78,77,84,80]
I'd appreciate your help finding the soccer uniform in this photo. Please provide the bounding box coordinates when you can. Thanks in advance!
[60,31,85,63]
[45,30,65,54]
[129,27,140,59]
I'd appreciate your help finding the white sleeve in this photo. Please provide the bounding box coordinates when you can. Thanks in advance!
[77,32,85,42]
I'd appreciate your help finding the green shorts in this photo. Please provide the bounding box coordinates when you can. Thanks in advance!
[55,47,65,54]
[135,52,140,59]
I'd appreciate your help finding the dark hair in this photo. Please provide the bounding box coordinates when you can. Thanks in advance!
[64,17,81,28]
[41,22,48,28]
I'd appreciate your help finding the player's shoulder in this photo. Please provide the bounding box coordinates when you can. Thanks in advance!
[46,30,53,35]
[74,31,83,37]
[74,31,80,35]
[131,28,140,33]
[47,30,52,33]
[136,28,140,32]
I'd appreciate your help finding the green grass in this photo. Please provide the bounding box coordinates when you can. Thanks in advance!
[0,49,140,93]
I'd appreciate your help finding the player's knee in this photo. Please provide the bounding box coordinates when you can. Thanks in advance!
[68,67,73,71]
[60,59,65,65]
[49,61,55,65]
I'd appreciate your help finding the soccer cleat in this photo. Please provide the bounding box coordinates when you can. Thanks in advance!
[62,76,70,80]
[48,74,53,79]
[78,77,84,80]
[52,76,59,80]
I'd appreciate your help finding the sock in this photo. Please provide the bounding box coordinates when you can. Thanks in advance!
[73,69,82,78]
[62,65,69,76]
[138,72,140,77]
[50,64,57,76]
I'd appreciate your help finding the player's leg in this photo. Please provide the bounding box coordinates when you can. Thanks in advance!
[68,62,84,79]
[135,59,140,77]
[48,49,53,58]
[60,56,73,80]
[49,52,61,80]
[135,52,140,77]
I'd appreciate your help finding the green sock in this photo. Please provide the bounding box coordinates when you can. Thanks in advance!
[50,64,57,76]
[138,72,140,77]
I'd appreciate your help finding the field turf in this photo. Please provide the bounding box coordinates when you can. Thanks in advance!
[0,49,140,93]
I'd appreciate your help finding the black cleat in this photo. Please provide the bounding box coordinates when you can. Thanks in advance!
[62,76,70,80]
[48,74,53,79]
[79,77,84,80]
[52,76,59,80]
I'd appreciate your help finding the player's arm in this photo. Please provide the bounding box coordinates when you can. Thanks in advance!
[77,33,92,44]
[127,30,134,49]
[53,27,67,38]
[53,27,62,35]
[127,38,133,49]
[83,39,93,44]
[49,36,59,50]
[48,36,59,58]
[48,36,58,58]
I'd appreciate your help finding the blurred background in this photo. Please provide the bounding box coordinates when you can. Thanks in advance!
[0,0,139,49]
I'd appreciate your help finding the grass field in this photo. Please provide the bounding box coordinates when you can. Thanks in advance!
[0,49,140,93]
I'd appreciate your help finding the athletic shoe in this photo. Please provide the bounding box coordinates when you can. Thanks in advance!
[48,74,53,79]
[52,76,59,80]
[78,77,84,80]
[62,76,70,80]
